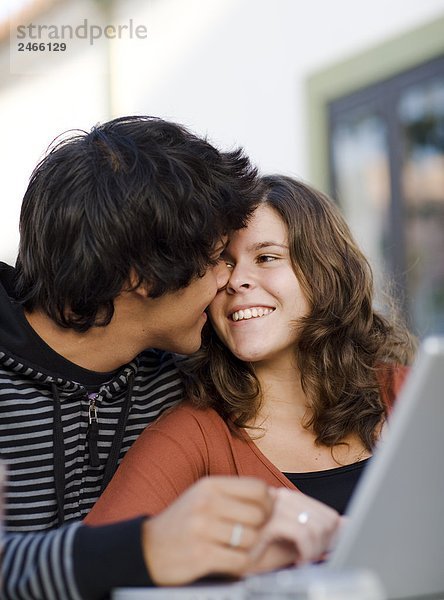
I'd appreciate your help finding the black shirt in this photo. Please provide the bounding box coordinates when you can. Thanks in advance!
[283,458,370,514]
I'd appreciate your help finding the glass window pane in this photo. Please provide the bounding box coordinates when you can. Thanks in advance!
[331,112,391,304]
[399,77,444,335]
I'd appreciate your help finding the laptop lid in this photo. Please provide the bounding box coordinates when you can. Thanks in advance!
[328,336,444,599]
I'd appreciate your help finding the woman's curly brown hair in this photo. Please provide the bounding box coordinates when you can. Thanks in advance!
[180,175,416,451]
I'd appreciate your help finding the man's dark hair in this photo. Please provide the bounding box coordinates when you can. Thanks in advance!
[16,115,258,332]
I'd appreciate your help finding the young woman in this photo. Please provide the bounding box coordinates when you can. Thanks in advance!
[86,175,414,569]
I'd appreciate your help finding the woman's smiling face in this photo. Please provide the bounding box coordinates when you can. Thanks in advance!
[208,204,310,367]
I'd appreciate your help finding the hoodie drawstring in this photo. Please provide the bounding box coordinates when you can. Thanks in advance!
[100,372,134,493]
[51,383,65,527]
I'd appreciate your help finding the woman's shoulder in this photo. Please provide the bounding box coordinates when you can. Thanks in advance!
[377,363,410,411]
[152,399,227,432]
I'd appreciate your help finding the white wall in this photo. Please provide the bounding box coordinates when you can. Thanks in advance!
[111,0,444,172]
[0,0,109,263]
[1,0,444,263]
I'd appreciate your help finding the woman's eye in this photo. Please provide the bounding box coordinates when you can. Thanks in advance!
[219,253,234,269]
[257,255,277,263]
[209,251,226,266]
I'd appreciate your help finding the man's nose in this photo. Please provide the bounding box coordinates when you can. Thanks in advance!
[214,261,231,290]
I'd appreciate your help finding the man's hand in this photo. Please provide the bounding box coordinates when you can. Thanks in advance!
[141,476,273,586]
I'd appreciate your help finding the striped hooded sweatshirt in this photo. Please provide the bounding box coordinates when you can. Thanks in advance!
[0,263,184,599]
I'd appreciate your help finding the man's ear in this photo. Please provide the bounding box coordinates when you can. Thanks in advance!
[126,269,151,298]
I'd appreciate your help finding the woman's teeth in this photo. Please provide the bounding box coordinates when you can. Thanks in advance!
[231,307,274,322]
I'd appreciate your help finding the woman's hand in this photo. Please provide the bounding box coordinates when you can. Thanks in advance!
[248,487,342,573]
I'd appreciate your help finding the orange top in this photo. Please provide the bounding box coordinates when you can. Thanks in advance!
[85,366,408,526]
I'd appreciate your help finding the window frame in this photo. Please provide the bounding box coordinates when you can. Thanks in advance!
[306,16,444,330]
[306,15,444,193]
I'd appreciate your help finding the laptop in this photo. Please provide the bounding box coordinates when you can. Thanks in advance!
[113,336,444,600]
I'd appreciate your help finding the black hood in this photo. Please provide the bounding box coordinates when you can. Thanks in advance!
[0,262,35,358]
[0,262,115,386]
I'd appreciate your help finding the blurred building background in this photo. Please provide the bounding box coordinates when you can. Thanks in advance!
[0,0,443,337]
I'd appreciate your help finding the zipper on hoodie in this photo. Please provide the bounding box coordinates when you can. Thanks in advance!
[86,392,100,467]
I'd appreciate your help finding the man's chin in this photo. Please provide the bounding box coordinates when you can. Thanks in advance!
[181,341,202,355]
[171,336,203,356]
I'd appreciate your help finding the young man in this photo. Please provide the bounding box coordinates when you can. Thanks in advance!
[0,116,271,599]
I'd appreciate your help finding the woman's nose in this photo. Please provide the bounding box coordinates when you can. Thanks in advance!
[226,263,253,294]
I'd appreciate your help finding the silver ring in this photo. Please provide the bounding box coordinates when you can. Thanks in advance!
[229,523,244,548]
[297,511,309,525]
